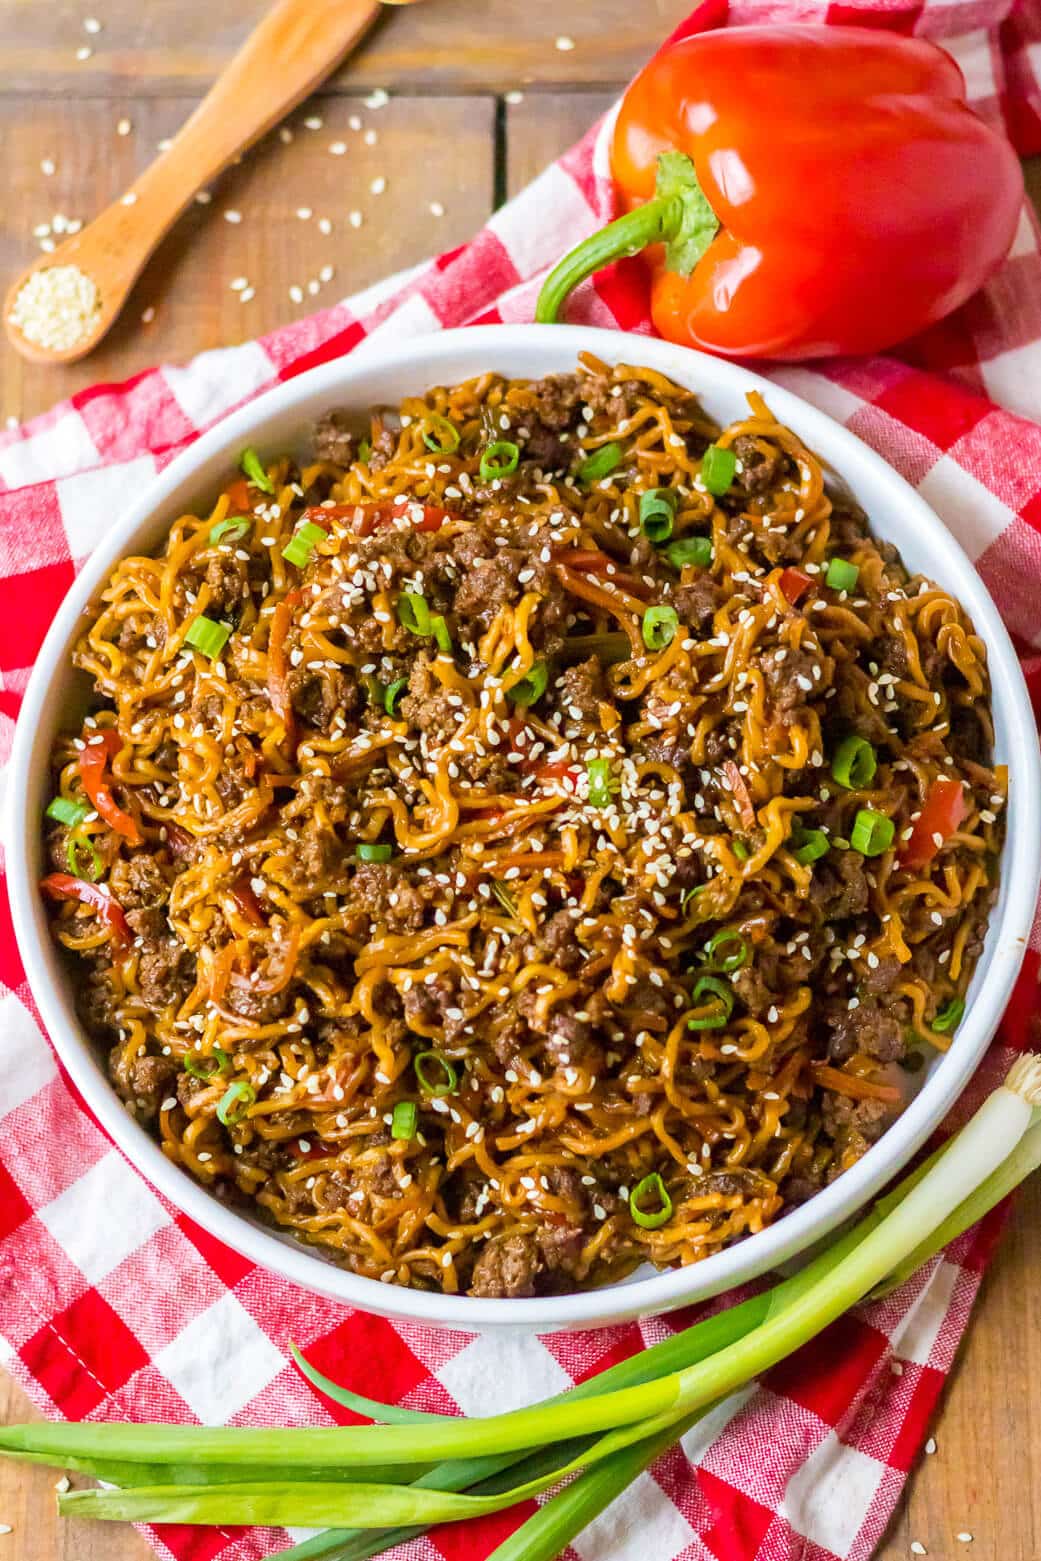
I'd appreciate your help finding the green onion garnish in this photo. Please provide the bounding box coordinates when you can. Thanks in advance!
[825,557,860,592]
[642,604,679,651]
[240,447,274,495]
[508,661,548,707]
[184,616,231,659]
[687,974,734,1030]
[391,1100,418,1140]
[66,831,103,881]
[431,615,453,656]
[217,1081,256,1126]
[209,516,253,546]
[414,1051,458,1098]
[184,1047,230,1080]
[491,880,519,919]
[705,928,748,973]
[398,592,433,636]
[933,996,965,1034]
[422,415,460,454]
[701,443,737,496]
[577,442,624,485]
[639,488,677,544]
[479,441,520,481]
[46,796,89,827]
[358,438,371,463]
[831,734,877,790]
[732,839,750,862]
[586,758,614,809]
[281,520,326,569]
[664,535,713,570]
[792,828,830,866]
[681,883,708,910]
[356,843,393,863]
[850,808,895,857]
[628,1172,673,1230]
[384,678,408,717]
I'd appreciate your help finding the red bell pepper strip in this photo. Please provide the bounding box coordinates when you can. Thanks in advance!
[229,874,267,927]
[536,25,1022,360]
[78,728,142,846]
[40,873,131,947]
[778,567,813,606]
[351,500,452,538]
[899,777,967,871]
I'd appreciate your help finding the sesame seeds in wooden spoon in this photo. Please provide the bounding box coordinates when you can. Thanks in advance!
[4,0,426,365]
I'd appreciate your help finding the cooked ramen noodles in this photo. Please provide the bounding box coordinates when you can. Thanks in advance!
[42,357,1005,1298]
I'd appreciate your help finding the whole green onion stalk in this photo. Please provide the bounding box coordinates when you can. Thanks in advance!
[0,1057,1036,1558]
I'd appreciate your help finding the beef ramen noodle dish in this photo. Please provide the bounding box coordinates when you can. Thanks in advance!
[42,357,1006,1299]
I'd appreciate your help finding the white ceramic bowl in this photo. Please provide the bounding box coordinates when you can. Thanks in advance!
[7,325,1040,1332]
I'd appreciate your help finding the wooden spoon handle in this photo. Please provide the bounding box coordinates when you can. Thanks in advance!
[83,0,383,295]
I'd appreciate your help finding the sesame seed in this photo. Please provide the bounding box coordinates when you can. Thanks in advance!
[41,157,56,176]
[910,1545,927,1557]
[956,1534,973,1544]
[370,176,387,195]
[75,45,92,61]
[121,191,138,205]
[117,117,132,137]
[505,90,524,104]
[925,1437,937,1454]
[365,88,390,109]
[304,115,324,130]
[349,210,363,228]
[224,209,242,224]
[296,206,313,221]
[330,140,347,156]
[555,34,575,49]
[289,285,304,303]
[429,200,445,217]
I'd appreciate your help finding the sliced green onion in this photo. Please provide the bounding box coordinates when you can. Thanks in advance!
[577,442,624,485]
[184,1047,230,1080]
[431,615,453,656]
[792,828,830,866]
[642,604,679,651]
[508,661,548,707]
[184,616,231,659]
[681,883,708,910]
[398,592,433,636]
[701,443,737,496]
[825,557,859,592]
[932,997,965,1035]
[831,734,877,790]
[628,1172,673,1230]
[356,843,393,863]
[358,438,371,463]
[688,974,734,1030]
[586,758,614,809]
[731,838,750,862]
[391,1100,418,1140]
[422,415,460,454]
[491,880,519,919]
[282,521,326,569]
[47,796,89,827]
[209,516,253,546]
[664,535,713,571]
[67,831,103,881]
[240,447,274,495]
[850,808,895,857]
[384,678,408,717]
[217,1080,256,1126]
[415,1051,458,1098]
[479,441,520,481]
[639,488,677,544]
[705,928,748,973]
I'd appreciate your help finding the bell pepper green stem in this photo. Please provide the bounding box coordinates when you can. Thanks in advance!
[536,150,719,325]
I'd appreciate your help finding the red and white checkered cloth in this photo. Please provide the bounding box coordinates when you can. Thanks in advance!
[1,3,1040,1559]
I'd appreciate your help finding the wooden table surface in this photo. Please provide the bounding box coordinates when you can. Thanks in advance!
[1,3,1039,1557]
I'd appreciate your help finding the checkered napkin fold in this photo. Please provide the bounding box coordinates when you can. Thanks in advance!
[1,3,1041,1559]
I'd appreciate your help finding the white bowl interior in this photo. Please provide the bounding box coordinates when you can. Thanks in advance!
[7,325,1040,1331]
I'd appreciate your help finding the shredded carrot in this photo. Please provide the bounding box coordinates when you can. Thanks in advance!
[811,1064,901,1104]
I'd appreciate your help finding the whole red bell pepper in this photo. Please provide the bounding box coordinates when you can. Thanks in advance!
[537,25,1023,359]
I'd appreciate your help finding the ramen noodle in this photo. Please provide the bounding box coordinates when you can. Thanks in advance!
[41,357,1005,1298]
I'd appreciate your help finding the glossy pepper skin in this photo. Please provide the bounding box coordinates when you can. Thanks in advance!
[538,25,1024,360]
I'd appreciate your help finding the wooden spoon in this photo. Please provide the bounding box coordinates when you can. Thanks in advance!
[4,0,421,366]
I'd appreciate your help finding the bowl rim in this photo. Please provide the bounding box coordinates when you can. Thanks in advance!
[7,322,1040,1332]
